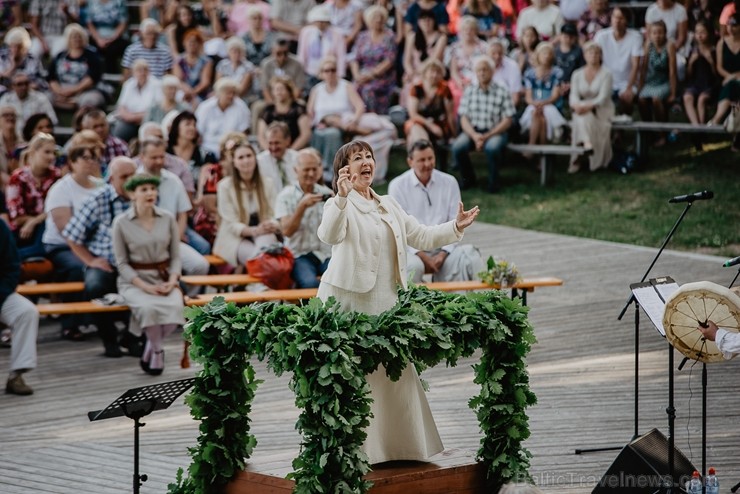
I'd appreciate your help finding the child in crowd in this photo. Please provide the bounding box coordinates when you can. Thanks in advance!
[555,23,585,96]
[683,20,718,126]
[520,43,567,154]
[511,25,540,74]
[638,20,677,146]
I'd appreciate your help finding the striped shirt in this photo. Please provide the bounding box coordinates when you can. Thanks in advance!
[121,41,173,78]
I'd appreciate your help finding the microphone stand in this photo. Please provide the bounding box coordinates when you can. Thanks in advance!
[576,199,696,455]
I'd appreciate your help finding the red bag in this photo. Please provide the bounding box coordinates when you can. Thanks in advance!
[245,243,295,290]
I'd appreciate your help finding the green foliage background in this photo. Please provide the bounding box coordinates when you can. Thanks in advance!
[168,285,537,493]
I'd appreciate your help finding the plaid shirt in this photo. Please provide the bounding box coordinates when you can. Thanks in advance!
[458,81,515,133]
[102,135,130,175]
[62,184,130,264]
[29,0,76,37]
[5,166,61,231]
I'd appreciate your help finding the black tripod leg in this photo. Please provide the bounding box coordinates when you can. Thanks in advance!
[732,480,740,492]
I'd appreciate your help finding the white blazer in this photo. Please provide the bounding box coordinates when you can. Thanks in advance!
[318,189,462,293]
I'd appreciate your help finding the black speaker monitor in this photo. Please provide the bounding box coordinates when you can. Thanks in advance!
[593,428,697,493]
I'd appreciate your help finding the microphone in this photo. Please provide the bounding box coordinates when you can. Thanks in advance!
[724,255,740,268]
[668,190,714,203]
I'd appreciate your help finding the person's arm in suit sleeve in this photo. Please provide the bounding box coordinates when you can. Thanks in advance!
[317,196,348,245]
[217,179,250,238]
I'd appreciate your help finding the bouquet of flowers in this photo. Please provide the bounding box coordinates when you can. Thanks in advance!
[478,255,521,287]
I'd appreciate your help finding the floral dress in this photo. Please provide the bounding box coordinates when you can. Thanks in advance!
[350,28,397,114]
[640,43,670,99]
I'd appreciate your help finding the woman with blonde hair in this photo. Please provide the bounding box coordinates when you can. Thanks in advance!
[0,27,48,92]
[5,133,61,259]
[213,141,280,267]
[48,24,106,110]
[568,41,614,172]
[448,16,488,109]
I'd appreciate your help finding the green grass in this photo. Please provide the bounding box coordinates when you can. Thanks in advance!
[376,136,740,256]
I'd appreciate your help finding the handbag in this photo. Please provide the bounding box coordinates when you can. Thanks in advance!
[245,243,295,290]
[724,104,740,133]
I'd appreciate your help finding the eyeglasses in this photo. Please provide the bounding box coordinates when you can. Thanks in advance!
[275,50,288,56]
[13,80,29,86]
[0,113,16,120]
[80,154,100,162]
[322,67,337,73]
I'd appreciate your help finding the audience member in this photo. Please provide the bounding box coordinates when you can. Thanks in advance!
[136,122,195,197]
[452,55,515,193]
[645,0,689,55]
[214,141,280,267]
[112,174,185,375]
[329,0,363,47]
[0,105,21,184]
[448,16,489,109]
[195,78,251,158]
[0,219,39,396]
[404,0,450,35]
[555,23,586,94]
[687,0,715,31]
[521,44,567,151]
[560,0,589,22]
[62,156,138,358]
[257,121,300,198]
[21,113,55,143]
[569,42,614,172]
[81,109,130,175]
[166,110,217,180]
[709,13,740,127]
[228,0,271,37]
[402,8,447,100]
[6,132,61,259]
[489,39,524,106]
[462,0,504,39]
[86,0,130,74]
[257,77,311,151]
[136,137,212,270]
[638,20,677,146]
[684,20,717,127]
[0,1,21,42]
[144,74,188,124]
[242,6,276,67]
[578,0,611,42]
[173,29,213,106]
[260,39,307,105]
[43,140,105,341]
[269,0,318,49]
[349,6,397,115]
[112,59,162,142]
[389,139,483,283]
[720,1,738,37]
[404,59,456,148]
[167,4,204,56]
[298,5,347,89]
[274,148,332,288]
[139,0,172,28]
[216,37,257,102]
[377,0,405,47]
[121,18,173,80]
[0,72,57,135]
[516,0,564,41]
[595,7,644,115]
[28,0,78,59]
[48,24,106,111]
[0,27,48,93]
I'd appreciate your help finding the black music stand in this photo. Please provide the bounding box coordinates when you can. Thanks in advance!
[88,378,196,494]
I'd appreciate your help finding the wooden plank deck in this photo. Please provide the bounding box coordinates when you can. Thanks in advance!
[2,221,739,493]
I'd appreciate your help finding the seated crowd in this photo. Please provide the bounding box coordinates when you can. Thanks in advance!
[1,0,739,394]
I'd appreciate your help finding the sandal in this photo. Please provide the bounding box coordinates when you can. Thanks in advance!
[61,327,85,341]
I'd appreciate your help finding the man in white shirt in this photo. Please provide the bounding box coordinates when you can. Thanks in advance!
[388,139,484,283]
[516,0,564,41]
[274,148,332,288]
[194,77,250,157]
[257,122,299,199]
[489,39,523,106]
[594,7,643,115]
[0,72,57,134]
[137,138,209,288]
[698,320,740,360]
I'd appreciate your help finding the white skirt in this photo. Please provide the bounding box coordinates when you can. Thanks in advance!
[519,104,567,140]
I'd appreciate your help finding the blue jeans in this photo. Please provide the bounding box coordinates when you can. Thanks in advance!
[84,266,128,346]
[451,132,508,193]
[186,226,211,255]
[15,222,46,260]
[45,244,85,330]
[292,253,330,288]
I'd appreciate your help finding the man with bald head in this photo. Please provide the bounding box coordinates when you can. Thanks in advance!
[62,157,139,357]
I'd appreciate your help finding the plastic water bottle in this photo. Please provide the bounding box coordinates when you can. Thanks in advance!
[686,470,702,494]
[705,467,719,494]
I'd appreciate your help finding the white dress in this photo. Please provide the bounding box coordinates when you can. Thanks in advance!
[317,196,444,464]
[569,66,615,171]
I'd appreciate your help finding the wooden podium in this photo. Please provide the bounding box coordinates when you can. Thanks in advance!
[225,449,487,494]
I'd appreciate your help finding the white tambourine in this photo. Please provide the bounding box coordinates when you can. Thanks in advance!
[663,281,740,363]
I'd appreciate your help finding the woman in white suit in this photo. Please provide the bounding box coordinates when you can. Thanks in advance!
[316,140,480,464]
[213,142,280,267]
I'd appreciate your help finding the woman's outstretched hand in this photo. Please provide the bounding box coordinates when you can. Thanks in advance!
[455,202,480,231]
[336,166,355,197]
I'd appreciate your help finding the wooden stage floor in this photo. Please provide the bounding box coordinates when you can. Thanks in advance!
[1,222,739,493]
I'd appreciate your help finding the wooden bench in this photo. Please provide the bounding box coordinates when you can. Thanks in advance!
[17,282,85,297]
[180,273,261,288]
[34,277,563,315]
[506,144,586,186]
[204,254,228,266]
[611,121,728,156]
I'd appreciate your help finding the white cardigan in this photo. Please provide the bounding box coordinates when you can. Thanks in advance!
[318,189,462,293]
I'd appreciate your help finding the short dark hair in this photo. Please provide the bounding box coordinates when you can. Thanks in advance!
[331,140,374,193]
[408,139,434,158]
[612,6,633,25]
[22,113,53,142]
